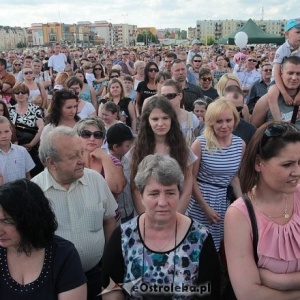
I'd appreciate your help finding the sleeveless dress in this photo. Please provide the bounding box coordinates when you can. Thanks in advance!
[187,134,243,250]
[231,187,300,273]
[80,85,93,103]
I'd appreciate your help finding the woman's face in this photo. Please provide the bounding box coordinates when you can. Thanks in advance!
[141,177,179,223]
[14,88,29,103]
[75,72,85,81]
[0,206,21,250]
[109,82,122,97]
[13,61,22,71]
[101,109,117,124]
[161,85,181,109]
[256,142,300,194]
[212,108,235,138]
[23,68,34,80]
[94,65,103,76]
[148,65,159,79]
[61,98,78,121]
[80,124,103,152]
[193,103,206,119]
[148,108,171,137]
[136,65,145,76]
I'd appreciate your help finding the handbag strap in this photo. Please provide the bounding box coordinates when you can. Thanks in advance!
[242,194,259,265]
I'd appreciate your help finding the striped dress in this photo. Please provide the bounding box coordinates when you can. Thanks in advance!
[187,134,243,250]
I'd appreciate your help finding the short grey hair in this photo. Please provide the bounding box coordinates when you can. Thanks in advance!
[134,154,184,194]
[39,126,77,166]
[74,117,106,136]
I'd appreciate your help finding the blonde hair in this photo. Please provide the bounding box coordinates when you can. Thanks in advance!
[203,98,240,151]
[216,73,241,97]
[54,72,69,86]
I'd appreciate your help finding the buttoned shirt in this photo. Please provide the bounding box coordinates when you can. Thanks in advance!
[31,168,117,271]
[0,144,35,184]
[233,68,261,90]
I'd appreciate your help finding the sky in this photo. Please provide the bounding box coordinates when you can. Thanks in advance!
[0,0,299,30]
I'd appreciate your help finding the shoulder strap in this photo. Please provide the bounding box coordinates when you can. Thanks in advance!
[242,194,259,265]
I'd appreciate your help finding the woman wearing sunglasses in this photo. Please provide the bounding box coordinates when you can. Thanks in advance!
[135,62,159,119]
[225,122,300,299]
[41,89,80,140]
[12,59,22,80]
[75,117,126,210]
[92,63,108,103]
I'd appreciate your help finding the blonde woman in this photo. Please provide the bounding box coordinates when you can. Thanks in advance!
[187,98,245,250]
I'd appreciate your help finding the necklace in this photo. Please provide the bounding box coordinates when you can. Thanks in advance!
[143,217,177,252]
[251,186,290,219]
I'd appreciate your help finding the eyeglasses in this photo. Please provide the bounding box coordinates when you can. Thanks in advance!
[23,71,33,75]
[80,130,104,139]
[200,77,212,82]
[263,69,272,72]
[193,60,202,63]
[122,53,129,55]
[110,75,119,78]
[162,93,179,100]
[149,68,159,73]
[14,64,21,66]
[94,68,102,71]
[14,90,27,95]
[247,59,257,62]
[260,123,298,151]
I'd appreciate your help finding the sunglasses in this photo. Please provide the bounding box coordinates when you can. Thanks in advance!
[14,64,21,66]
[149,68,159,73]
[162,93,179,100]
[110,75,119,78]
[200,77,212,82]
[235,106,244,113]
[14,90,27,95]
[247,59,257,62]
[84,67,92,69]
[23,71,33,75]
[263,69,272,72]
[80,130,104,139]
[193,60,202,63]
[122,53,129,55]
[94,68,102,71]
[260,123,298,150]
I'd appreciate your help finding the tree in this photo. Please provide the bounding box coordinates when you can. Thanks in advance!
[137,30,158,45]
[201,35,215,46]
[164,30,171,38]
[16,42,26,48]
[180,30,187,39]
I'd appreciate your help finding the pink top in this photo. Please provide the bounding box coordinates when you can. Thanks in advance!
[231,185,300,274]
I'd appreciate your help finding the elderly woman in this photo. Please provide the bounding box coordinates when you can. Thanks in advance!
[75,117,126,197]
[187,98,245,251]
[225,122,300,299]
[9,83,44,176]
[102,154,220,299]
[0,179,87,299]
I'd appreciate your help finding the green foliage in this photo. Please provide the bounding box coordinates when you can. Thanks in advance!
[136,30,158,45]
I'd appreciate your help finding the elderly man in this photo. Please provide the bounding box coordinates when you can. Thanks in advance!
[233,54,261,97]
[31,126,117,300]
[251,56,300,128]
[171,59,203,111]
[247,62,272,113]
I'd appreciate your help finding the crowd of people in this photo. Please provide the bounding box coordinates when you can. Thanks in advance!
[0,18,300,299]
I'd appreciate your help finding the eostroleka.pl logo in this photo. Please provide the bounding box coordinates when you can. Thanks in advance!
[100,277,212,297]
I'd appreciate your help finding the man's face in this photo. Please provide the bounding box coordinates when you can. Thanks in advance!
[225,50,233,58]
[0,122,12,148]
[60,48,68,56]
[245,57,257,70]
[54,45,61,54]
[123,80,133,92]
[49,136,85,186]
[8,54,16,63]
[261,64,272,81]
[164,57,174,72]
[24,59,32,68]
[281,62,300,91]
[171,62,187,82]
[178,54,187,64]
[193,43,200,51]
[286,27,300,47]
[225,91,244,108]
[192,56,202,70]
[87,54,96,62]
[32,62,42,74]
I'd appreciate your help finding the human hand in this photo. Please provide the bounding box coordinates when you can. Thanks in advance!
[204,205,221,224]
[22,143,32,151]
[283,94,294,106]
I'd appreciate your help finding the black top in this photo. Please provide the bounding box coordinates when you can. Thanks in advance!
[183,82,204,112]
[0,235,86,300]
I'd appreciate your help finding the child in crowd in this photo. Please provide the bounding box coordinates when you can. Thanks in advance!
[106,123,135,223]
[0,116,35,185]
[267,19,300,121]
[193,98,208,134]
[123,75,137,103]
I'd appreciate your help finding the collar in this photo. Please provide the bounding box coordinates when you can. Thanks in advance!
[0,142,13,154]
[41,168,88,192]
